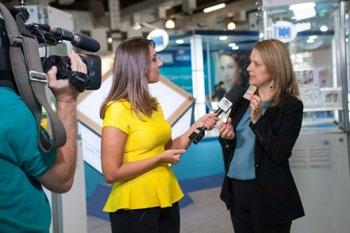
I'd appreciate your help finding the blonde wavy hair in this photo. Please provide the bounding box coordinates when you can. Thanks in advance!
[253,39,299,106]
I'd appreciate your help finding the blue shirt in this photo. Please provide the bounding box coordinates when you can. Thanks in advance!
[0,87,57,233]
[228,101,269,180]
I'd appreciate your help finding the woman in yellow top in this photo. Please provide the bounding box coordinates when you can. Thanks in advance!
[100,37,218,233]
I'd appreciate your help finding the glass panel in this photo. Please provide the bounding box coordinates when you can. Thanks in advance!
[199,32,258,112]
[346,2,350,124]
[264,1,342,131]
[159,31,258,137]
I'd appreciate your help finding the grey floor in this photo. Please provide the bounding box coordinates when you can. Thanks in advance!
[87,187,233,233]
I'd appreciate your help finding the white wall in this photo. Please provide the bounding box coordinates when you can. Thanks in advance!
[68,10,109,53]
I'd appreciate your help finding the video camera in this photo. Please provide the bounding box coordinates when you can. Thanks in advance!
[4,2,101,92]
[0,1,103,152]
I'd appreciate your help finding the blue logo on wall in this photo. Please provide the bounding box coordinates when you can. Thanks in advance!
[276,27,291,39]
[147,29,169,52]
[273,21,296,43]
[152,36,164,47]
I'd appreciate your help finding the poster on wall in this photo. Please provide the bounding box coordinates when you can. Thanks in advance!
[290,135,332,169]
[77,54,194,172]
[158,49,193,94]
[211,51,250,101]
[295,68,341,110]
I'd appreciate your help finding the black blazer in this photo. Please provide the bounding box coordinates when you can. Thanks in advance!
[219,92,305,224]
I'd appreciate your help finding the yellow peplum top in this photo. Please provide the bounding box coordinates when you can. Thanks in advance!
[102,100,183,212]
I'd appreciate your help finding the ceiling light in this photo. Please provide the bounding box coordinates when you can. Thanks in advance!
[133,22,141,30]
[227,21,236,30]
[203,3,226,13]
[289,2,315,11]
[307,35,317,44]
[309,35,318,40]
[228,42,236,47]
[219,36,228,41]
[165,19,175,29]
[320,25,328,32]
[289,2,316,21]
[175,39,184,44]
[307,38,314,44]
[259,32,264,39]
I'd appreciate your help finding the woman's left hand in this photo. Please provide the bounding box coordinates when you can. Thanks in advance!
[250,94,262,124]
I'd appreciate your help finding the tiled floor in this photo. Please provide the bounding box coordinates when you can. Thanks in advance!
[87,187,233,233]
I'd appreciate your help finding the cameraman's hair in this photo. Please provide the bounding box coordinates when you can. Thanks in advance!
[100,37,158,119]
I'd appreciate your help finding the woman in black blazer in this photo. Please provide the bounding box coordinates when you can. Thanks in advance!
[218,39,304,233]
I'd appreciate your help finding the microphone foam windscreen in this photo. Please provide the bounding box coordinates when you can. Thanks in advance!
[73,33,100,52]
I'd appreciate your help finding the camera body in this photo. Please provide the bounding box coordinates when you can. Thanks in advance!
[41,54,101,92]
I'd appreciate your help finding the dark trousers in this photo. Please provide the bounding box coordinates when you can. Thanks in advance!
[109,202,180,233]
[229,179,291,233]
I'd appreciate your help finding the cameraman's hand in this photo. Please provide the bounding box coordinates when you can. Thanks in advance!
[47,51,87,102]
[39,52,87,192]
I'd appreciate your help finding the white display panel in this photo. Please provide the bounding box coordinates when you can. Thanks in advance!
[291,132,350,233]
[77,54,194,172]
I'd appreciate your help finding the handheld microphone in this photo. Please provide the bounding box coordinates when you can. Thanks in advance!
[51,28,101,52]
[189,85,245,144]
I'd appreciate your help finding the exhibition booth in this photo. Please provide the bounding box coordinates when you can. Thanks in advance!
[13,1,350,233]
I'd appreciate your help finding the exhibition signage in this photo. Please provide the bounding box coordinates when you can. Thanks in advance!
[147,28,169,52]
[273,20,297,43]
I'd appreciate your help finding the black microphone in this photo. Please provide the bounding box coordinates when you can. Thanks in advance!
[26,23,51,32]
[189,85,245,144]
[51,28,100,52]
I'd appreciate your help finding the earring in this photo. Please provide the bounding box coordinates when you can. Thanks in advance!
[270,80,274,89]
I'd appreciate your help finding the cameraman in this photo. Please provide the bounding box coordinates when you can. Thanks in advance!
[0,17,87,232]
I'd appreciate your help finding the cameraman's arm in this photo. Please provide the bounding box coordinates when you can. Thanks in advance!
[37,52,86,193]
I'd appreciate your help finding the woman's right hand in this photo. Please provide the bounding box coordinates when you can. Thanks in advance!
[218,117,235,140]
[193,112,220,130]
[159,149,185,165]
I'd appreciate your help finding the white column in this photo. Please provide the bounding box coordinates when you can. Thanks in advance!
[51,137,87,233]
[190,35,206,120]
[109,0,121,51]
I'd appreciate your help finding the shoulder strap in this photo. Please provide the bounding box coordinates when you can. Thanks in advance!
[0,4,66,152]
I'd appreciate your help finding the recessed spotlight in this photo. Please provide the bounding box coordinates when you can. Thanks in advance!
[227,22,236,30]
[320,25,328,32]
[228,42,236,47]
[175,39,184,44]
[165,19,175,29]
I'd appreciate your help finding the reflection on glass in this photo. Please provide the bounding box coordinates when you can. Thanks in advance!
[266,1,340,130]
